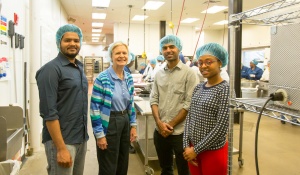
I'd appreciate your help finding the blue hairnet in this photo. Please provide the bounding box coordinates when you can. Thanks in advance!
[156,55,165,61]
[251,59,258,65]
[140,62,147,67]
[159,35,183,52]
[179,52,185,63]
[107,41,130,65]
[129,52,135,61]
[56,24,83,51]
[195,43,228,68]
[150,59,157,65]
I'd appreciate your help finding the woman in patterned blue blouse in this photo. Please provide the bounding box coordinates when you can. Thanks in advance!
[183,43,229,175]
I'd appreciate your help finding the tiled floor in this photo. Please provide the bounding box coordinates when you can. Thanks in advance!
[18,82,300,174]
[19,111,300,175]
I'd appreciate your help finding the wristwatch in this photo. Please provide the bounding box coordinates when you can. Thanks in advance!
[131,125,137,129]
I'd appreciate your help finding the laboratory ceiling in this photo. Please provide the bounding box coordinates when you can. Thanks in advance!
[60,0,275,45]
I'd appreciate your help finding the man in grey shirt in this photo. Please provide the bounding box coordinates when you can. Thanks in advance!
[150,35,197,175]
[36,24,88,175]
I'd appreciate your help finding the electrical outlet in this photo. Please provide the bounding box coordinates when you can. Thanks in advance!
[275,89,288,103]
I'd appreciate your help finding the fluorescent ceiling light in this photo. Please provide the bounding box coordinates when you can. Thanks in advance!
[201,6,228,14]
[92,13,106,19]
[92,34,101,37]
[92,40,99,42]
[214,20,228,25]
[92,0,110,7]
[92,22,104,27]
[92,37,99,40]
[142,1,165,10]
[92,28,102,33]
[132,15,148,21]
[181,18,199,23]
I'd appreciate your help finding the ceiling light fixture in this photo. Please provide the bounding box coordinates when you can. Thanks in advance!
[142,0,147,59]
[132,15,148,21]
[92,13,106,19]
[142,1,165,10]
[169,0,174,34]
[221,11,228,46]
[92,28,102,33]
[127,5,133,46]
[92,22,104,27]
[201,6,228,14]
[92,33,101,37]
[181,18,199,23]
[92,0,110,7]
[213,20,228,25]
[67,17,76,23]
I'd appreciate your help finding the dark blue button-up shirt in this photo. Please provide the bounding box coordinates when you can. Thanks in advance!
[36,52,89,144]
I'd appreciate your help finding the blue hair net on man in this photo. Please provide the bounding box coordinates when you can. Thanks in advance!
[156,55,165,61]
[140,62,147,67]
[56,24,83,51]
[150,59,157,65]
[195,42,228,68]
[159,35,183,53]
[251,59,258,65]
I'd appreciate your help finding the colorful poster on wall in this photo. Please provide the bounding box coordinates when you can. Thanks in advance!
[0,15,8,45]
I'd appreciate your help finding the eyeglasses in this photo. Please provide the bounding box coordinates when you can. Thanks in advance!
[199,60,218,67]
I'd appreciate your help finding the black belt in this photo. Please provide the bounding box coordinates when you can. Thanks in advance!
[111,110,128,115]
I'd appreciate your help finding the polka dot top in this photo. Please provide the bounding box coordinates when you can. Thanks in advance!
[183,80,229,154]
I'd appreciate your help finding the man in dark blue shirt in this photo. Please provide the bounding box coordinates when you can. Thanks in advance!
[241,65,250,79]
[36,24,89,175]
[139,62,147,74]
[246,59,263,80]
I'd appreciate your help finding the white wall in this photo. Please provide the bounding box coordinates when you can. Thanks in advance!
[89,23,271,63]
[0,0,69,160]
[114,23,200,58]
[242,25,271,48]
[80,44,105,59]
[0,0,27,106]
[29,0,68,152]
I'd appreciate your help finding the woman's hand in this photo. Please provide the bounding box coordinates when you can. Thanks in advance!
[97,137,108,150]
[183,147,197,162]
[130,127,138,142]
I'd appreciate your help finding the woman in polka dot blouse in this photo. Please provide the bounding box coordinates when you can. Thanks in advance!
[183,43,229,175]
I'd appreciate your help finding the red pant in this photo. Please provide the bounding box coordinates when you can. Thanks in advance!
[188,142,228,175]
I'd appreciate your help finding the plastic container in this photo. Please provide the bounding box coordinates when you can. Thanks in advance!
[241,87,258,98]
[0,160,20,175]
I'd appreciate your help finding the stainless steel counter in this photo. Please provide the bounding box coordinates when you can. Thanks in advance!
[134,97,157,174]
[134,97,151,115]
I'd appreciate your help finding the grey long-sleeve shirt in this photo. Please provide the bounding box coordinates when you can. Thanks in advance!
[150,61,197,135]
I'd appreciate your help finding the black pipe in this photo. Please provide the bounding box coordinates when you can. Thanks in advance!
[228,0,242,123]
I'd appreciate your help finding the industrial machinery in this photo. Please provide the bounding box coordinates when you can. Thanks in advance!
[269,23,300,111]
[228,1,300,175]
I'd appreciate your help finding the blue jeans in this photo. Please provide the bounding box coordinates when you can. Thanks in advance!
[153,130,190,175]
[44,140,87,175]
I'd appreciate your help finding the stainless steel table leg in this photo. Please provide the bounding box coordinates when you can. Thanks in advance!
[144,115,154,175]
[238,111,244,167]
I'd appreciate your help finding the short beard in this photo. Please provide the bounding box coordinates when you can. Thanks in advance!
[61,49,80,59]
[64,52,78,59]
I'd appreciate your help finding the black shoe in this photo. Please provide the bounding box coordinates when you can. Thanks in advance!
[129,145,136,154]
